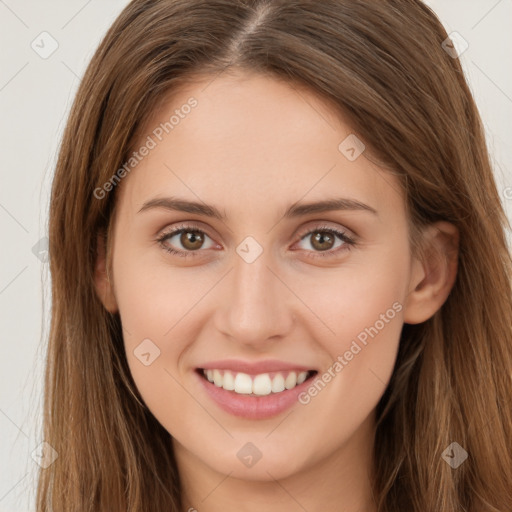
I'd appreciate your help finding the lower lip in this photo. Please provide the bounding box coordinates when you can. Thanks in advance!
[195,370,316,420]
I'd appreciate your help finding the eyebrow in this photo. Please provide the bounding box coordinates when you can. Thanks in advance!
[137,196,377,219]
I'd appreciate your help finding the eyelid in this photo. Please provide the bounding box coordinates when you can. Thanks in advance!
[294,220,356,240]
[156,220,216,241]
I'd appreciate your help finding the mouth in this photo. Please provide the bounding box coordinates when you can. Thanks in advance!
[195,368,318,396]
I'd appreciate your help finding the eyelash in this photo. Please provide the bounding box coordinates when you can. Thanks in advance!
[155,222,356,260]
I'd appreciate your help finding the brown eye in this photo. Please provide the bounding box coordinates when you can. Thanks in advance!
[179,230,205,251]
[309,231,336,251]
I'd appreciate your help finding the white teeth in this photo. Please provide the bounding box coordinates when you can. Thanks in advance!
[202,369,312,395]
[285,371,297,389]
[213,369,223,387]
[297,371,308,384]
[253,374,272,396]
[222,370,235,390]
[234,372,253,394]
[271,373,285,393]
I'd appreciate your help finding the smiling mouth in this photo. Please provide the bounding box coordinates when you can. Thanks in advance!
[196,368,318,396]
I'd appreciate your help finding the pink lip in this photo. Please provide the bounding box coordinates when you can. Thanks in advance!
[194,367,317,420]
[198,358,315,375]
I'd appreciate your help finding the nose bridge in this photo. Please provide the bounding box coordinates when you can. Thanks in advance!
[214,243,293,345]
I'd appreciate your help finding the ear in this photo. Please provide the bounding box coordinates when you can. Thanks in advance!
[94,231,119,313]
[403,221,459,325]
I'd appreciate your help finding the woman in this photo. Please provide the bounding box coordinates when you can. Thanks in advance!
[38,0,512,510]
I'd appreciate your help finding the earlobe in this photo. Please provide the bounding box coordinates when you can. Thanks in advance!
[94,231,119,313]
[403,221,459,325]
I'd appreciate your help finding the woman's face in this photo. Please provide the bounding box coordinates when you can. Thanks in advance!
[98,71,424,482]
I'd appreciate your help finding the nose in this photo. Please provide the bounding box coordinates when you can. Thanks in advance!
[213,248,295,349]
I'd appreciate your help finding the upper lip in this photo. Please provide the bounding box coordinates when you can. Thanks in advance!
[198,359,316,375]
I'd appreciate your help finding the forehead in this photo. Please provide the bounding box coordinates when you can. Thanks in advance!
[116,71,404,221]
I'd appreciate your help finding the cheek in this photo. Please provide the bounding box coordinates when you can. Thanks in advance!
[111,250,214,419]
[332,273,405,361]
[113,246,210,349]
[294,246,407,356]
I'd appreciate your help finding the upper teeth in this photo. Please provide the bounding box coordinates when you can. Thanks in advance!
[203,369,310,395]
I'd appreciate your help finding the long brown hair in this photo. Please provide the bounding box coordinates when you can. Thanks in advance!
[39,0,512,510]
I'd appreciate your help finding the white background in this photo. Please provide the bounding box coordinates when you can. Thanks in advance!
[0,1,511,510]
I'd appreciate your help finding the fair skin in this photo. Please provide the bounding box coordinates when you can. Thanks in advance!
[95,70,458,512]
